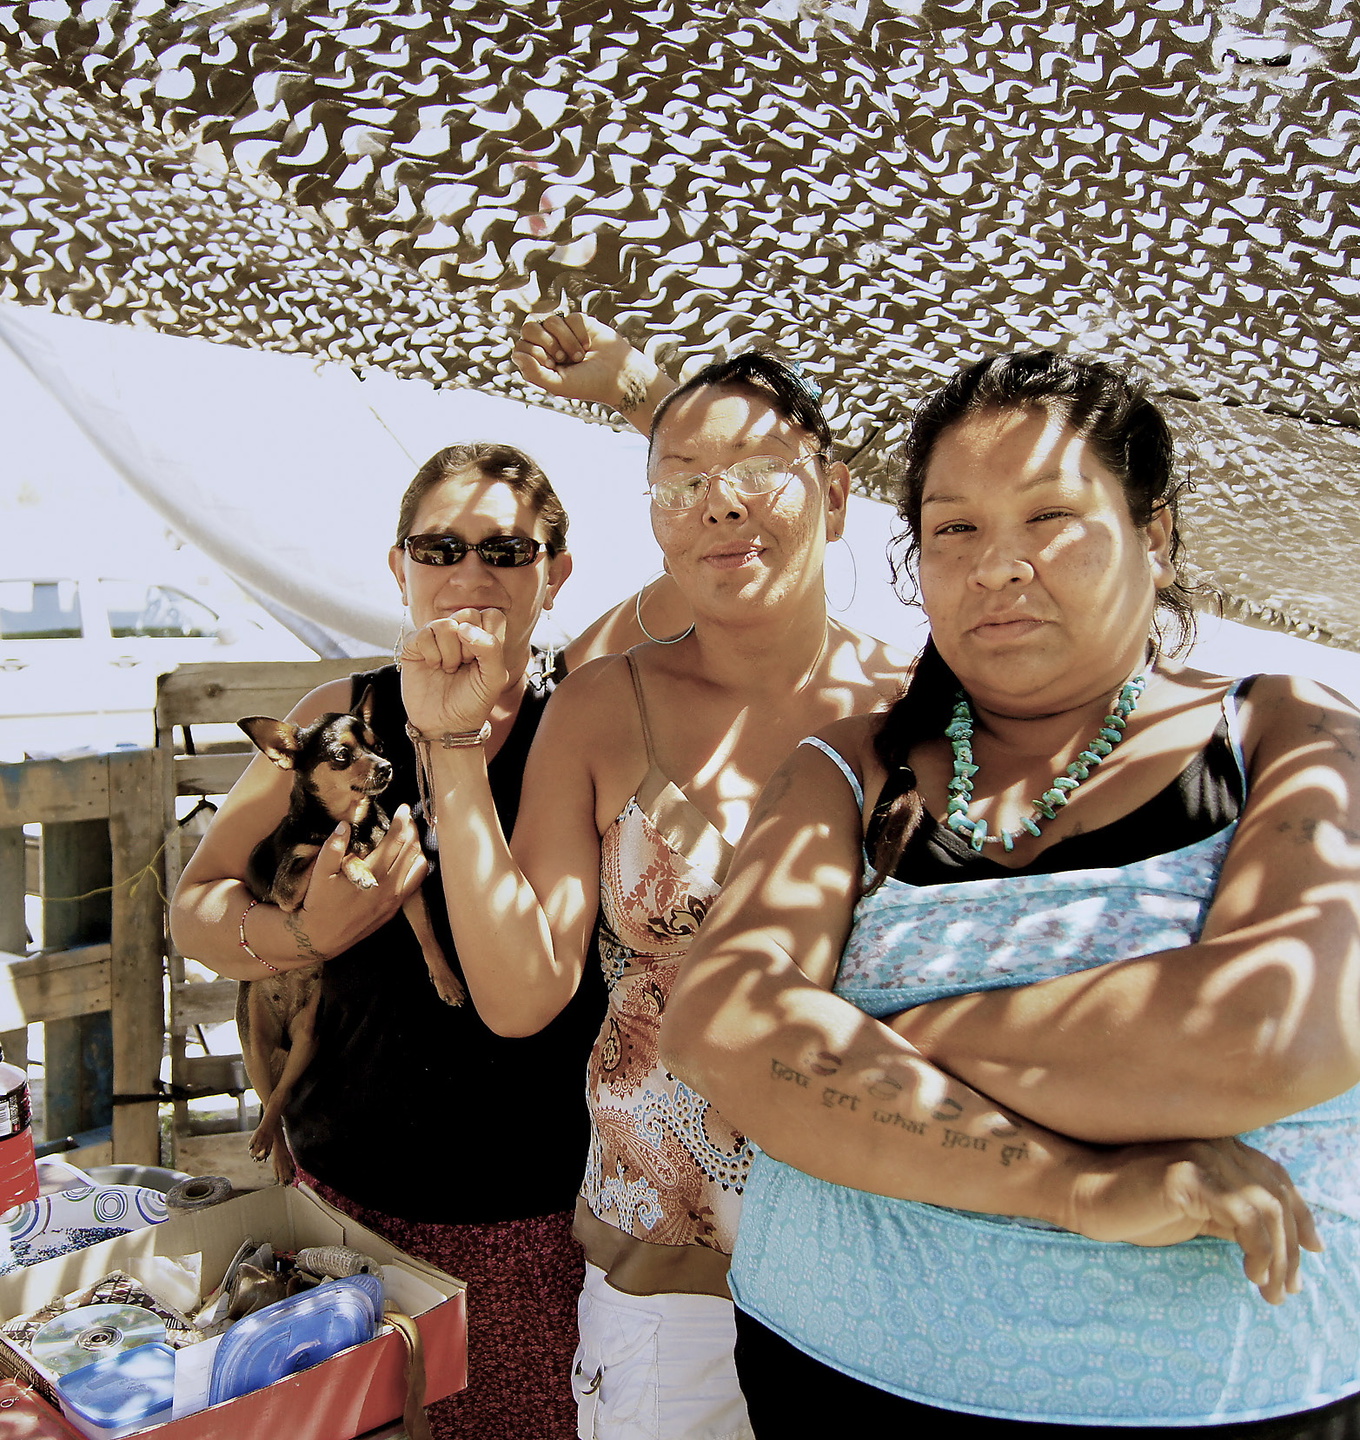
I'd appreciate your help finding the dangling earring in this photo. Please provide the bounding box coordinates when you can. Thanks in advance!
[635,574,695,645]
[393,606,415,667]
[825,535,858,613]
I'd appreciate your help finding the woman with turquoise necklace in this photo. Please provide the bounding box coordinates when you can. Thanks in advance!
[663,350,1360,1436]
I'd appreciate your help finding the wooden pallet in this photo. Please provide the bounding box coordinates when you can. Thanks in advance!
[0,750,163,1166]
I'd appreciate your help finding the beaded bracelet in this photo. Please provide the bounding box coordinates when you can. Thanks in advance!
[238,898,281,975]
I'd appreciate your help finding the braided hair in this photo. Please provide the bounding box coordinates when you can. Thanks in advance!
[868,351,1197,886]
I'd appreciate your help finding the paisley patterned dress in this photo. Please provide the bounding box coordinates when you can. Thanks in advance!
[580,652,754,1266]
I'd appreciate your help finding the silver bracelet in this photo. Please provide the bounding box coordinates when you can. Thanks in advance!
[404,721,492,749]
[404,721,490,826]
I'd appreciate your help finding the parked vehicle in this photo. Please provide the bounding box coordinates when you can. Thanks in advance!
[0,572,312,758]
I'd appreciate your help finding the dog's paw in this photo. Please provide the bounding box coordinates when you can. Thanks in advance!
[428,967,467,1006]
[435,978,467,1007]
[249,1121,278,1161]
[343,861,379,890]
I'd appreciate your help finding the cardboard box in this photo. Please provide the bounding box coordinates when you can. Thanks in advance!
[0,1186,466,1440]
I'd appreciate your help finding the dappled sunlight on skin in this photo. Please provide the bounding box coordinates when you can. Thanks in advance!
[887,674,1360,1146]
[824,620,908,716]
[688,711,754,844]
[617,622,909,853]
[1192,931,1320,1051]
[648,384,797,474]
[662,742,1323,1295]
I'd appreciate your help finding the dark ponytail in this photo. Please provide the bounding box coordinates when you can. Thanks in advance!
[867,636,961,889]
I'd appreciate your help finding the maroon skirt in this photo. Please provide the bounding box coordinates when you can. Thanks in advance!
[299,1171,583,1439]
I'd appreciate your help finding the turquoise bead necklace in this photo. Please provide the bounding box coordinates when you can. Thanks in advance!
[944,670,1151,853]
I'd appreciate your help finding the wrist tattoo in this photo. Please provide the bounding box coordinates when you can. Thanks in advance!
[618,375,648,413]
[284,911,325,964]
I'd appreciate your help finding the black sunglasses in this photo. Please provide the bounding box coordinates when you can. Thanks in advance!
[403,533,545,568]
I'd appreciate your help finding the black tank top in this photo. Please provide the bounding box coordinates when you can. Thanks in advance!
[869,684,1252,887]
[285,663,607,1223]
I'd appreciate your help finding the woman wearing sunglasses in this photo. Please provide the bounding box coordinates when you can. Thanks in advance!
[172,442,603,1439]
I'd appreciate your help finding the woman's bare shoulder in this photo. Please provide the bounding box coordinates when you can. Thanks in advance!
[805,712,886,779]
[1161,663,1359,729]
[546,650,634,705]
[537,650,645,749]
[289,677,355,723]
[830,620,914,707]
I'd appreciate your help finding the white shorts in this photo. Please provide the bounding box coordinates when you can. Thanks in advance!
[573,1262,754,1440]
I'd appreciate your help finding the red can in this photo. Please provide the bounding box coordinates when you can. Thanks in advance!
[0,1060,39,1211]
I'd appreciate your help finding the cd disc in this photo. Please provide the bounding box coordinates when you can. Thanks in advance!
[31,1304,166,1377]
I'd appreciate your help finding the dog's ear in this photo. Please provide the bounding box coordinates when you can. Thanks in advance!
[238,716,301,770]
[353,685,377,730]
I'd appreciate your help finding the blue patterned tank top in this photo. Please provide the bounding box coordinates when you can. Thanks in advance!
[730,690,1360,1425]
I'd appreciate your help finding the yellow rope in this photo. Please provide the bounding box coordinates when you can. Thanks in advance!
[36,800,214,908]
[38,836,172,905]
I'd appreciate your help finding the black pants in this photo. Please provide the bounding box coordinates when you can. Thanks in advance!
[734,1308,1360,1440]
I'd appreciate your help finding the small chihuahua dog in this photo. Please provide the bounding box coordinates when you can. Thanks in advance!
[235,686,464,1182]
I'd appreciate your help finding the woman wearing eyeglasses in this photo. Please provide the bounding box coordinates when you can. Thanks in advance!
[659,353,1359,1437]
[172,442,606,1439]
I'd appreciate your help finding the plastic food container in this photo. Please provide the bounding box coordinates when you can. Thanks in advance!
[208,1275,383,1406]
[57,1343,177,1432]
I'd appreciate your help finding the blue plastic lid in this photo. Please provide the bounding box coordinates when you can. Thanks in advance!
[208,1274,382,1406]
[58,1342,176,1428]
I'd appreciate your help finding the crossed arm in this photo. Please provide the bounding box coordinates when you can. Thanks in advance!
[889,675,1360,1143]
[659,721,1322,1302]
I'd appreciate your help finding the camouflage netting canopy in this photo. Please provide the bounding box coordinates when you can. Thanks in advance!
[2,0,1358,643]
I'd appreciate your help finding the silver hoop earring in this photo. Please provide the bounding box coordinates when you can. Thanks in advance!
[636,574,695,645]
[825,536,858,613]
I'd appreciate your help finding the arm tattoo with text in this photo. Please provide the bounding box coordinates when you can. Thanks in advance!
[284,911,326,964]
[769,1056,1034,1167]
